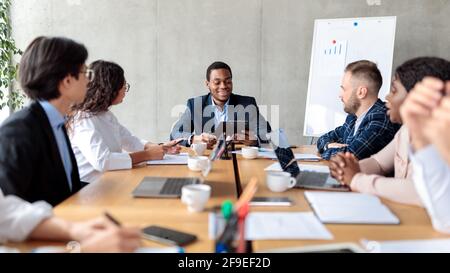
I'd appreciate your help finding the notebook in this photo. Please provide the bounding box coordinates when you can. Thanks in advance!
[304,191,400,225]
[208,212,333,240]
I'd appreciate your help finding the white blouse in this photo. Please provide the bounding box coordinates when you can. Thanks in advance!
[0,189,53,243]
[70,111,147,183]
[412,145,450,234]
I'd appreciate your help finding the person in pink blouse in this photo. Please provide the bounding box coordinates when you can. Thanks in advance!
[328,57,449,206]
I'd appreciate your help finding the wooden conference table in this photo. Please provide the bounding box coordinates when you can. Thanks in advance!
[11,146,450,252]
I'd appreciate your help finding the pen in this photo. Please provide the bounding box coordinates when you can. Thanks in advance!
[160,138,185,146]
[104,211,122,227]
[174,138,186,145]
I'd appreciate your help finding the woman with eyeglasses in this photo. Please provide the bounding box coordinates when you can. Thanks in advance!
[68,60,181,183]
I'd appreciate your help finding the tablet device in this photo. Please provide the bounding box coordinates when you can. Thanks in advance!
[214,120,249,139]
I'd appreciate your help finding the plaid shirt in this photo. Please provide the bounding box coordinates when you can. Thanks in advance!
[317,99,400,160]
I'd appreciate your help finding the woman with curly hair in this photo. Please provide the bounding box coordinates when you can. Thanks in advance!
[68,60,180,183]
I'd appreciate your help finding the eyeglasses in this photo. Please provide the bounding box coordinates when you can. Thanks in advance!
[80,68,95,82]
[125,82,131,92]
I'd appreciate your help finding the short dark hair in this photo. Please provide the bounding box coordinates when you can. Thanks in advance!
[72,60,125,114]
[19,36,88,100]
[345,60,383,95]
[206,61,232,81]
[395,57,450,92]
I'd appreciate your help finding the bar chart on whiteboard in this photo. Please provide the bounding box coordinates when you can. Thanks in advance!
[320,40,347,76]
[303,16,396,137]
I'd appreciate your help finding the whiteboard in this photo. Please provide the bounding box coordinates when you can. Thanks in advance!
[303,16,396,137]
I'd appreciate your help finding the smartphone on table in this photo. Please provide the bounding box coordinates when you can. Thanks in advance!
[249,197,293,206]
[141,225,197,246]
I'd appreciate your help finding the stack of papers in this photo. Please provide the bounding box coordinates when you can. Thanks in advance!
[209,212,333,240]
[304,191,400,225]
[232,151,321,161]
[361,238,450,253]
[147,153,189,165]
[294,154,322,161]
[264,162,329,173]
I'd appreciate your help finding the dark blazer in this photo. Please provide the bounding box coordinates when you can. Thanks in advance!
[0,101,83,206]
[170,93,271,146]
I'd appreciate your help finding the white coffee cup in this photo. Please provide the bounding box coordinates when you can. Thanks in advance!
[190,142,207,156]
[181,184,211,212]
[265,171,296,192]
[241,146,259,159]
[187,156,209,172]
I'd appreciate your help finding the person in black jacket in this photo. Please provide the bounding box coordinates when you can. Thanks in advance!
[170,61,271,148]
[0,36,92,206]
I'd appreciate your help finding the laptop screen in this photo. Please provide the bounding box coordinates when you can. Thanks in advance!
[270,129,300,178]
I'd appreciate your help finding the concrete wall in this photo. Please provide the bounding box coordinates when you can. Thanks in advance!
[10,0,450,144]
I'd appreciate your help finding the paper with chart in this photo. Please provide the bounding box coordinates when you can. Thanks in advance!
[147,153,189,165]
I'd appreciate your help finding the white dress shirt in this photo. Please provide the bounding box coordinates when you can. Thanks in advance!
[0,189,53,243]
[70,111,147,183]
[353,104,372,136]
[211,98,229,128]
[411,145,450,234]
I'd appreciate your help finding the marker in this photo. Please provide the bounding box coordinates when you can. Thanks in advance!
[221,200,233,220]
[104,212,122,227]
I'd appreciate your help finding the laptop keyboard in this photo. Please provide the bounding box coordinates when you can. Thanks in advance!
[160,178,198,195]
[297,172,330,186]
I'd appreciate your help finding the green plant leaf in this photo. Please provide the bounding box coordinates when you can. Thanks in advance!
[0,0,24,112]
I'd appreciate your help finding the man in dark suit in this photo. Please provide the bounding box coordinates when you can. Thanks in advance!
[170,61,271,148]
[0,36,92,206]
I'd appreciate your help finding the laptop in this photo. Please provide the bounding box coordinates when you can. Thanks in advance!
[132,138,229,198]
[270,129,350,192]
